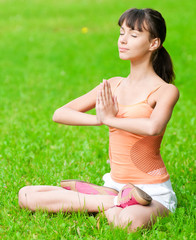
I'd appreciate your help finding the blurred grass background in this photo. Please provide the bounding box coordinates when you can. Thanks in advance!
[0,0,195,239]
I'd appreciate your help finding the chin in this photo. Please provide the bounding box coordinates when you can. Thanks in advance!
[119,55,131,60]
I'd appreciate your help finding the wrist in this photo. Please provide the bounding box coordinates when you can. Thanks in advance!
[103,116,115,126]
[96,122,103,126]
[95,116,103,126]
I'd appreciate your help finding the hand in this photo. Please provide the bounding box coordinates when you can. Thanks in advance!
[96,80,118,125]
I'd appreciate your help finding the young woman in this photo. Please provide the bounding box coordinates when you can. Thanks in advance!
[18,8,179,231]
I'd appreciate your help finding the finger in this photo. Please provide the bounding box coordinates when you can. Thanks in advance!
[96,88,100,104]
[103,80,109,103]
[96,90,99,106]
[101,85,106,106]
[97,87,103,106]
[99,82,104,93]
[98,89,103,105]
[114,95,118,106]
[102,80,108,104]
[96,93,101,122]
[105,80,109,102]
[114,96,119,113]
[107,81,113,102]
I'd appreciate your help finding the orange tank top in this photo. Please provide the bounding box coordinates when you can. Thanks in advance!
[109,79,170,184]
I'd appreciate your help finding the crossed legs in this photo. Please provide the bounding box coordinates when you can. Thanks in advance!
[18,185,170,232]
[18,185,114,213]
[105,200,169,231]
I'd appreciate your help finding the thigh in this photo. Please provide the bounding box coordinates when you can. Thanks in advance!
[18,185,63,208]
[19,185,115,212]
[19,185,62,193]
[118,200,169,231]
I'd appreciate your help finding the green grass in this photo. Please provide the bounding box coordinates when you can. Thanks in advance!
[0,0,195,239]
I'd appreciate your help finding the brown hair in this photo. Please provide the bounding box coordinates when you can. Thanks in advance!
[118,8,175,83]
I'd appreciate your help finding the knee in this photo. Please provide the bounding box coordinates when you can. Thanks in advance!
[18,186,31,208]
[118,211,145,232]
[105,207,122,226]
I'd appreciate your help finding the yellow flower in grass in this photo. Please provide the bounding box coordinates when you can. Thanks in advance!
[81,27,88,34]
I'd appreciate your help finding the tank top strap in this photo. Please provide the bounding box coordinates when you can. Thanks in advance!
[145,85,163,102]
[112,78,123,94]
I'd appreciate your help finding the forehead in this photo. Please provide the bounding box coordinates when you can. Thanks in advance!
[120,20,149,33]
[118,9,147,30]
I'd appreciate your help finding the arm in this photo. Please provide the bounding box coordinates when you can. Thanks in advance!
[52,77,121,126]
[52,85,100,126]
[97,81,179,135]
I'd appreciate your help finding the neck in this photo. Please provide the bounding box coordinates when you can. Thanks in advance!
[127,58,156,85]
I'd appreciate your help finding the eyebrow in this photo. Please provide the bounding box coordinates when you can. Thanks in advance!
[120,26,140,32]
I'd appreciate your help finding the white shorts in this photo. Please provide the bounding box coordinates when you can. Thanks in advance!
[103,173,177,212]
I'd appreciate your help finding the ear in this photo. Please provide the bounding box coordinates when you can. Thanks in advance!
[149,38,161,51]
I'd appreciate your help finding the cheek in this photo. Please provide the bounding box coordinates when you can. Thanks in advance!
[131,39,150,54]
[117,38,121,47]
[133,37,149,47]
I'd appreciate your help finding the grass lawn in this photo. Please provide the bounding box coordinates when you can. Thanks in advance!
[0,0,195,239]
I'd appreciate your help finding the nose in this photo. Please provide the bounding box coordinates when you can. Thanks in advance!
[119,34,127,44]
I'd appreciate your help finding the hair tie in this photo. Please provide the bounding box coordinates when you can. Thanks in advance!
[160,44,163,49]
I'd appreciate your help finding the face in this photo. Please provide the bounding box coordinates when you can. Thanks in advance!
[118,21,153,61]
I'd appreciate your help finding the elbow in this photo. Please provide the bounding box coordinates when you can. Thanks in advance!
[52,109,60,123]
[148,123,163,136]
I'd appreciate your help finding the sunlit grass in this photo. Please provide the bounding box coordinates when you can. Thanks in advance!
[0,0,195,239]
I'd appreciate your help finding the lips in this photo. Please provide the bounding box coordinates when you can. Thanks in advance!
[119,47,129,52]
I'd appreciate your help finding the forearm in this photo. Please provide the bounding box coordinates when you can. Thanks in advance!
[104,117,159,136]
[53,107,100,126]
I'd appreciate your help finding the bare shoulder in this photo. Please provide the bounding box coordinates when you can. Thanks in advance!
[158,83,180,106]
[107,76,124,91]
[160,84,179,99]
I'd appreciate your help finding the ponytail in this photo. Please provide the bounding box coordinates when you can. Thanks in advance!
[152,46,175,83]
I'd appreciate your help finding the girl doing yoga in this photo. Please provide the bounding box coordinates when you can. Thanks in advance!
[18,8,179,231]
